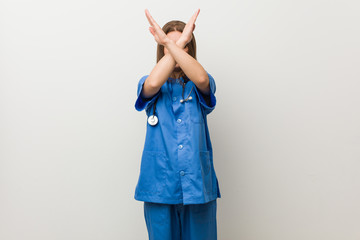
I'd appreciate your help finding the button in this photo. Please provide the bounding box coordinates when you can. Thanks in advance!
[178,145,183,150]
[176,79,180,83]
[180,171,185,176]
[172,97,177,102]
[177,119,182,123]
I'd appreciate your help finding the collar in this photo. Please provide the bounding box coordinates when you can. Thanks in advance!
[167,76,190,85]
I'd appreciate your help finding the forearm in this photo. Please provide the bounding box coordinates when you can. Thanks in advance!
[142,41,187,98]
[163,40,210,94]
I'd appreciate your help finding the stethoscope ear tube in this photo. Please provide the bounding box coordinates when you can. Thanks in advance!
[180,95,192,103]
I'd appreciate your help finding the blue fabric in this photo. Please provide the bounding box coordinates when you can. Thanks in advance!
[134,72,221,205]
[144,199,217,240]
[193,73,216,115]
[135,75,161,112]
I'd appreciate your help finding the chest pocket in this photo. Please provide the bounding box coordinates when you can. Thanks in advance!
[189,94,205,124]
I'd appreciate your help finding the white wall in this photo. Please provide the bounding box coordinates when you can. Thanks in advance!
[1,0,359,239]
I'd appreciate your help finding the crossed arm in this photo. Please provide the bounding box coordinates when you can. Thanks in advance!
[141,9,210,99]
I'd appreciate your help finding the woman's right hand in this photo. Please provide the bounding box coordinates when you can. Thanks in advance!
[177,9,200,46]
[145,9,171,46]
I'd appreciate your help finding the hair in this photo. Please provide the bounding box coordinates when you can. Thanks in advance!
[156,20,197,79]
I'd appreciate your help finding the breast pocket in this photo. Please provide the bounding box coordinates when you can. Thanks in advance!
[189,98,205,124]
[136,151,167,194]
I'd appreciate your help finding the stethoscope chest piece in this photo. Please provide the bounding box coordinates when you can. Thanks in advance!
[148,115,158,126]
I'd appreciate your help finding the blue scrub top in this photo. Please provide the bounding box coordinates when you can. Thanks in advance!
[134,72,221,205]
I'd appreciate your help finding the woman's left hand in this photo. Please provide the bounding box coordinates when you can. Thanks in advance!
[145,9,170,46]
[177,9,200,46]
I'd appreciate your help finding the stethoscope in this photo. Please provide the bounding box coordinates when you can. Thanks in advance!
[148,80,194,126]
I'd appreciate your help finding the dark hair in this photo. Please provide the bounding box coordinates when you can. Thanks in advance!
[156,20,197,79]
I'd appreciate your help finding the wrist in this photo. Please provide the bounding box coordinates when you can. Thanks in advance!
[176,39,187,49]
[164,38,175,47]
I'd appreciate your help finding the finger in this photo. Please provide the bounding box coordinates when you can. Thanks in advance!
[145,9,159,28]
[145,9,154,26]
[149,27,155,36]
[188,9,200,25]
[183,12,198,35]
[194,8,200,20]
[145,9,161,29]
[182,9,199,34]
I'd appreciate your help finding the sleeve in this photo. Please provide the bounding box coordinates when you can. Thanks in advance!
[134,75,161,112]
[193,71,217,115]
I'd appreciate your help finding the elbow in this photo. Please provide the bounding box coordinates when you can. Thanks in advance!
[144,77,159,90]
[196,83,210,95]
[143,78,161,98]
[198,74,210,90]
[148,81,160,90]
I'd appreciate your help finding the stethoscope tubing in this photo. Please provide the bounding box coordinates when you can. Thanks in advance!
[148,80,194,126]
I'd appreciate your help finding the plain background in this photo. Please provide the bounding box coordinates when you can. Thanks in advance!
[1,0,359,239]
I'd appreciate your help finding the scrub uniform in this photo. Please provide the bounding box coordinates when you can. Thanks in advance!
[134,72,221,240]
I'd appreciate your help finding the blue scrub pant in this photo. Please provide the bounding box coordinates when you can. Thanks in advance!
[143,199,217,240]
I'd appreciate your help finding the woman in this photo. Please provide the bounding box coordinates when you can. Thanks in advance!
[134,9,221,240]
